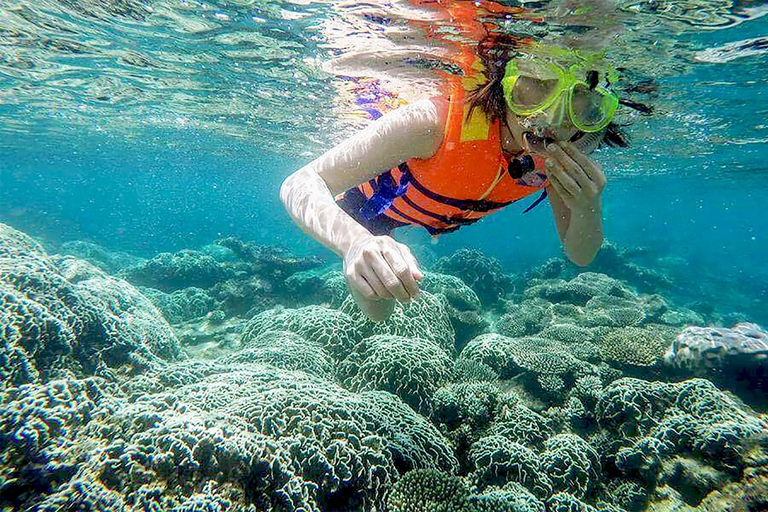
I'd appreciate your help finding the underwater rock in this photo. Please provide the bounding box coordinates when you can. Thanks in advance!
[215,236,323,284]
[664,323,768,374]
[433,248,513,307]
[119,249,236,292]
[59,239,145,273]
[0,223,180,388]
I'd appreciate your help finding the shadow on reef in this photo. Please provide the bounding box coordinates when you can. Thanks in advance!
[2,221,768,512]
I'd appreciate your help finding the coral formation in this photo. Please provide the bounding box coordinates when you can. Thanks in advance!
[340,291,455,355]
[2,223,766,512]
[1,223,180,388]
[343,335,453,413]
[434,248,513,306]
[240,305,362,360]
[119,249,235,291]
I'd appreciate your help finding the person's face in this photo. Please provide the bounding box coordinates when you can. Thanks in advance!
[505,107,602,155]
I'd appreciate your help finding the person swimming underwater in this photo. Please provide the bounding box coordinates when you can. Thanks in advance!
[280,43,647,321]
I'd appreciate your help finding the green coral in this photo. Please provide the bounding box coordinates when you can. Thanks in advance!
[224,330,335,380]
[469,435,552,496]
[496,300,553,337]
[433,249,513,306]
[596,325,677,368]
[540,434,601,498]
[452,358,498,383]
[240,305,362,360]
[461,335,600,400]
[141,286,216,324]
[340,291,455,355]
[431,382,499,429]
[387,471,546,512]
[596,378,767,482]
[489,402,552,448]
[3,362,458,512]
[524,273,633,306]
[344,335,453,413]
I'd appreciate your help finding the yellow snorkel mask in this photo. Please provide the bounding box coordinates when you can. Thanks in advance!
[501,46,620,134]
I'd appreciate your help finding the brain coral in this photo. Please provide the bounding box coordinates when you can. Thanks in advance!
[461,334,600,400]
[525,273,633,306]
[340,292,455,355]
[344,335,453,413]
[597,325,677,369]
[240,305,362,360]
[224,330,335,380]
[2,362,458,512]
[0,223,180,388]
[433,248,513,306]
[540,434,601,498]
[469,435,552,497]
[140,286,217,324]
[596,377,767,481]
[387,470,547,512]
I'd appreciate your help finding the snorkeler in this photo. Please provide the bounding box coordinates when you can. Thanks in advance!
[281,44,641,321]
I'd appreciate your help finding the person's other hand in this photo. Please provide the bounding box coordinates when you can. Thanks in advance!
[343,235,422,303]
[544,141,606,214]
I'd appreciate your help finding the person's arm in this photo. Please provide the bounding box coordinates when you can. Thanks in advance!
[544,141,605,266]
[280,98,445,320]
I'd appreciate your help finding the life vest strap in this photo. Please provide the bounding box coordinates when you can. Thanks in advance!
[359,163,411,221]
[523,189,549,213]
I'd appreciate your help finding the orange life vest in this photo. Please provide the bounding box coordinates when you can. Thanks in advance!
[349,74,550,236]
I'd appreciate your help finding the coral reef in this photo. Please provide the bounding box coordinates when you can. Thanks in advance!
[240,305,362,360]
[340,291,456,355]
[433,249,513,307]
[3,223,767,512]
[119,249,236,292]
[141,286,217,324]
[1,223,180,388]
[343,335,453,413]
[59,239,145,273]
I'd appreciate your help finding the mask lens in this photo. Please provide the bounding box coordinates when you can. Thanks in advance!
[571,83,615,130]
[511,75,560,110]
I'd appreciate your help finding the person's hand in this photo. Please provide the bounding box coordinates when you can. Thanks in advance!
[544,141,606,214]
[343,235,422,303]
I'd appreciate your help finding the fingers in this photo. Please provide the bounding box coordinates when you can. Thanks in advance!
[369,248,412,302]
[346,270,379,301]
[548,171,576,209]
[383,247,420,300]
[546,158,580,197]
[560,141,606,190]
[344,236,422,303]
[546,143,593,192]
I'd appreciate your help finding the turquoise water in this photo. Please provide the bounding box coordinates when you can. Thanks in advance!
[1,1,768,511]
